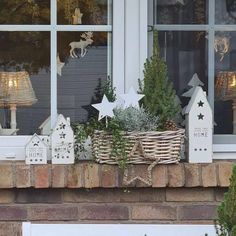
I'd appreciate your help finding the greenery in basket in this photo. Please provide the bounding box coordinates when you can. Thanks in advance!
[74,30,181,167]
[139,30,181,129]
[215,165,236,236]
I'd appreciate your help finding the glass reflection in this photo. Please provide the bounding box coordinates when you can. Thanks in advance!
[57,0,112,25]
[0,0,50,25]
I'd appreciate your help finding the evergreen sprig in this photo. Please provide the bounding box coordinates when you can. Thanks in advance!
[140,30,180,129]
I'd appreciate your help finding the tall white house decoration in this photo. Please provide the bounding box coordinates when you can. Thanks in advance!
[25,134,48,165]
[51,114,75,164]
[185,86,213,163]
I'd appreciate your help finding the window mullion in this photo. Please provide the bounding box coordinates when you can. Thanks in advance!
[208,0,215,108]
[50,0,57,128]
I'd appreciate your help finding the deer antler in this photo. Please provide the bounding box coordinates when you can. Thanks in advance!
[80,31,93,40]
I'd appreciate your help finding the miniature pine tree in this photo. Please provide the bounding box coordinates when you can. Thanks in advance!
[141,30,180,129]
[215,165,236,236]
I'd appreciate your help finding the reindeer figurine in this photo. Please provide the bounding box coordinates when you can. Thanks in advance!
[69,32,93,58]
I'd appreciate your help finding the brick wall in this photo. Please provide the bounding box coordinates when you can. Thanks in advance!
[0,161,234,236]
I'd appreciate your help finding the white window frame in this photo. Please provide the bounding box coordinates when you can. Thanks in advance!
[22,223,216,236]
[0,0,148,161]
[0,0,125,161]
[150,0,236,157]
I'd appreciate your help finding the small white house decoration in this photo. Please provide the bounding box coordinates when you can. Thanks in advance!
[25,134,48,165]
[185,86,213,163]
[51,114,75,164]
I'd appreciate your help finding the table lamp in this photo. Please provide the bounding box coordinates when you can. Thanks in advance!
[215,71,236,133]
[0,71,37,130]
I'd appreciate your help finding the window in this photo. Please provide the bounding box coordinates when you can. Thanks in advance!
[0,0,113,135]
[150,0,236,152]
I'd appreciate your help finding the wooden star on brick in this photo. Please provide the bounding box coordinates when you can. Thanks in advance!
[123,139,160,186]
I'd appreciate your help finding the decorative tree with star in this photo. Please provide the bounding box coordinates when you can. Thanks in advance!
[140,30,180,129]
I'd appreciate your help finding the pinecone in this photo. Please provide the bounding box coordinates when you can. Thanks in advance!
[164,120,178,131]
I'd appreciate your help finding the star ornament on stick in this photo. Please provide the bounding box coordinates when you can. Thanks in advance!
[119,87,144,109]
[92,95,116,121]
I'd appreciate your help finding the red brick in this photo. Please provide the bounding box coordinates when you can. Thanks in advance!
[52,165,66,188]
[0,223,21,236]
[0,206,27,221]
[202,164,217,187]
[132,205,176,220]
[101,165,118,187]
[166,188,214,202]
[16,164,31,188]
[29,205,78,221]
[63,189,120,203]
[0,164,13,188]
[34,165,50,188]
[16,189,62,203]
[0,190,15,203]
[152,165,168,187]
[218,162,234,187]
[184,164,201,187]
[168,164,184,187]
[84,163,100,188]
[67,165,83,188]
[178,205,217,220]
[80,205,129,220]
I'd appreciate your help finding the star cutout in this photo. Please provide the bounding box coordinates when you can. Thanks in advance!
[57,55,65,76]
[198,113,204,120]
[59,132,66,139]
[198,100,204,107]
[92,95,116,121]
[119,87,144,109]
[59,122,66,130]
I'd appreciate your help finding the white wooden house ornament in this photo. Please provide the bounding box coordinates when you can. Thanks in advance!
[185,86,213,163]
[51,114,75,164]
[25,134,48,165]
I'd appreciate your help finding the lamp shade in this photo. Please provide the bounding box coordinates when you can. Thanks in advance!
[0,71,37,106]
[215,71,236,101]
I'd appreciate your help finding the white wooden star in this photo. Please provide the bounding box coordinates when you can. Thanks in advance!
[92,95,116,121]
[119,87,144,109]
[57,55,65,76]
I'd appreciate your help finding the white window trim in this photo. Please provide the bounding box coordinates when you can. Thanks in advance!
[22,223,216,236]
[0,0,149,161]
[150,0,236,157]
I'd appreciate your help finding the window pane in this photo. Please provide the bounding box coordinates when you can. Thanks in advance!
[215,31,236,134]
[215,0,236,24]
[154,0,208,24]
[158,31,208,103]
[0,1,50,24]
[0,32,50,135]
[57,0,112,25]
[57,31,111,123]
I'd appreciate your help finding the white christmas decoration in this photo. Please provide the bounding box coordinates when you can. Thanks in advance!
[72,8,83,25]
[25,134,48,165]
[92,95,116,121]
[51,114,75,164]
[69,32,93,58]
[57,55,65,76]
[185,86,213,163]
[119,87,144,109]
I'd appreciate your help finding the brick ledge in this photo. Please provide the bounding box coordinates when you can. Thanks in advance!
[0,162,234,189]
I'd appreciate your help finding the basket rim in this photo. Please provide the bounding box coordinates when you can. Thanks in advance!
[93,128,185,136]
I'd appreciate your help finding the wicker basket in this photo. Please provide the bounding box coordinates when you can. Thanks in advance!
[92,129,185,165]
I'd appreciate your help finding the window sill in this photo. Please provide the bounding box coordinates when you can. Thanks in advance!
[0,161,234,189]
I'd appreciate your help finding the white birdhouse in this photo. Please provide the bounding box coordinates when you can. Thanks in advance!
[25,134,48,165]
[185,86,213,163]
[51,114,75,164]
